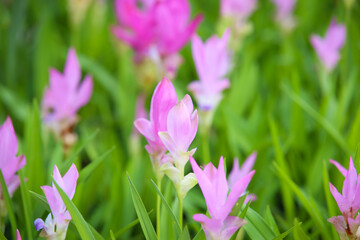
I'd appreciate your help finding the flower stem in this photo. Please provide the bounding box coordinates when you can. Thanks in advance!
[178,194,183,230]
[201,130,210,164]
[156,177,162,239]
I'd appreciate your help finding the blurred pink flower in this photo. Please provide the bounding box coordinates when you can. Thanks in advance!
[228,152,257,204]
[112,0,202,76]
[271,0,296,30]
[190,156,255,240]
[310,18,346,71]
[42,48,93,136]
[158,95,198,167]
[0,117,26,197]
[328,157,360,239]
[188,29,231,110]
[134,77,178,173]
[221,0,257,19]
[34,164,79,240]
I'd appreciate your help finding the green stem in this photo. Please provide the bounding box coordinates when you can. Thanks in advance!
[156,177,162,239]
[201,130,210,164]
[178,194,183,230]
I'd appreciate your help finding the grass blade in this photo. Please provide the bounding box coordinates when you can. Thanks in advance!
[127,174,157,240]
[0,170,17,239]
[19,170,33,239]
[243,207,276,240]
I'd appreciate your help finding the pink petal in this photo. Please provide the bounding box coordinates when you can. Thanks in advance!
[329,182,346,215]
[330,159,347,177]
[62,164,79,200]
[74,75,93,111]
[134,118,155,142]
[16,229,22,240]
[64,48,81,91]
[0,117,19,167]
[221,215,247,239]
[328,215,347,239]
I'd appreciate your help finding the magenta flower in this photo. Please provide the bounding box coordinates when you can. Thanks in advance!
[271,0,296,31]
[0,117,26,198]
[34,164,79,240]
[228,152,257,204]
[221,0,257,20]
[134,77,178,176]
[188,29,231,110]
[190,156,255,240]
[310,18,346,72]
[328,157,360,239]
[42,48,93,144]
[112,0,202,77]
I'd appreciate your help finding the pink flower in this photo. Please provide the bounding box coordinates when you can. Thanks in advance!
[190,156,255,240]
[310,18,346,71]
[271,0,296,30]
[34,164,79,240]
[42,48,93,136]
[188,29,231,110]
[16,229,22,240]
[221,0,257,19]
[228,152,257,204]
[328,157,360,239]
[0,117,26,197]
[158,95,198,166]
[112,0,202,77]
[112,0,156,61]
[134,77,178,172]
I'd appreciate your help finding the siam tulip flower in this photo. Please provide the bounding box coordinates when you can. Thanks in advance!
[310,19,346,72]
[134,77,178,178]
[42,48,93,149]
[221,0,257,20]
[328,157,360,239]
[34,164,79,240]
[271,0,296,31]
[158,94,199,198]
[188,29,231,111]
[0,117,26,198]
[228,152,257,204]
[190,156,255,240]
[112,0,202,79]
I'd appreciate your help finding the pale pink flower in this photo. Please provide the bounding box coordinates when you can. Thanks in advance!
[188,29,231,110]
[42,48,93,140]
[34,164,79,240]
[0,117,26,197]
[310,18,346,71]
[190,156,255,240]
[328,157,360,239]
[221,0,257,20]
[134,77,178,173]
[271,0,296,30]
[228,152,257,204]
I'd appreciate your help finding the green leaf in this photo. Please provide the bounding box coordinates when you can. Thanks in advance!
[19,170,33,239]
[243,207,276,240]
[0,230,7,240]
[24,100,45,193]
[192,229,206,240]
[230,193,247,217]
[272,226,294,240]
[127,174,157,240]
[29,190,50,211]
[0,170,17,239]
[113,210,153,238]
[88,223,105,240]
[178,227,191,240]
[53,180,95,240]
[110,230,116,240]
[293,220,310,240]
[265,206,280,236]
[79,146,115,182]
[150,180,181,238]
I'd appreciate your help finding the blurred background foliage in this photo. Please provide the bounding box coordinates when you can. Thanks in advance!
[0,0,360,239]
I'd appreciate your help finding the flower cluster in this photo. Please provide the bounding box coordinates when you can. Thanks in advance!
[328,157,360,239]
[112,0,203,78]
[190,156,255,239]
[34,164,79,240]
[42,48,93,150]
[135,77,198,197]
